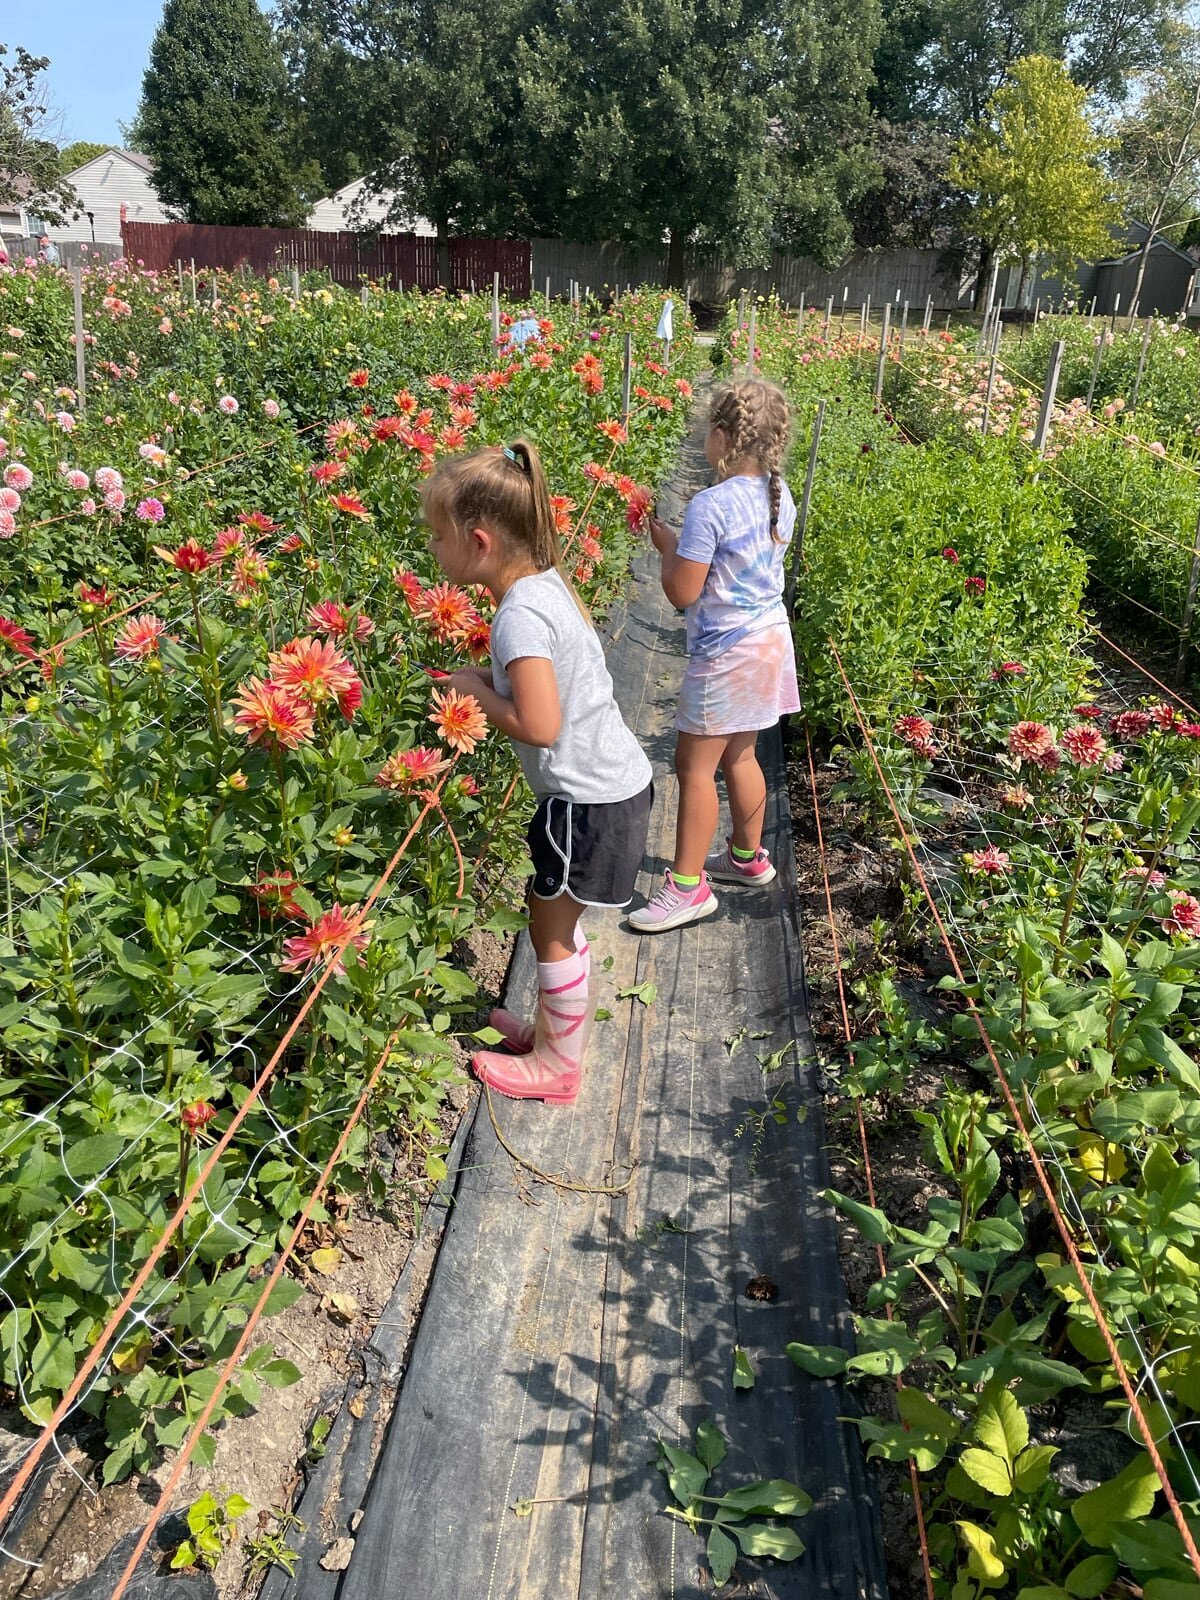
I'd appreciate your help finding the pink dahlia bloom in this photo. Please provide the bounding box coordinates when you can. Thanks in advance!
[1111,710,1153,740]
[0,487,20,512]
[1161,893,1200,939]
[135,497,166,523]
[3,463,32,491]
[94,466,123,493]
[1061,724,1107,766]
[217,395,239,415]
[964,845,1010,875]
[1007,721,1055,761]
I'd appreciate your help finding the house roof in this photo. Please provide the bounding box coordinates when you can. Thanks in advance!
[1097,239,1198,270]
[63,148,155,180]
[1115,219,1197,266]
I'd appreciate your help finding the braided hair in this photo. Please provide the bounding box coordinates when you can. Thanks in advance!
[708,379,792,541]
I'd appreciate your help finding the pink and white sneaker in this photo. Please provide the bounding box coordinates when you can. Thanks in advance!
[704,838,777,886]
[628,870,718,933]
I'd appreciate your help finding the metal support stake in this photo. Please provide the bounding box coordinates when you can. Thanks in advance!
[922,294,933,333]
[1085,325,1106,411]
[873,302,891,403]
[491,272,501,344]
[1129,316,1153,412]
[1032,339,1065,456]
[190,258,198,305]
[621,332,633,423]
[792,399,826,583]
[823,296,833,338]
[746,303,757,375]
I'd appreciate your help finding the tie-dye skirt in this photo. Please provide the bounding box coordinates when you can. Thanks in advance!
[674,620,801,736]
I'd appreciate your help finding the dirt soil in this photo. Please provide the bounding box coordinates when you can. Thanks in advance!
[0,924,516,1600]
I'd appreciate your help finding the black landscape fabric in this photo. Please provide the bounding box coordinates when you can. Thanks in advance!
[328,527,888,1596]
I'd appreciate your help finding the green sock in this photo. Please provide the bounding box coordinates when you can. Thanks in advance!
[673,871,701,888]
[731,844,756,862]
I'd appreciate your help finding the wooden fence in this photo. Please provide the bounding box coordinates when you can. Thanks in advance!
[120,221,532,294]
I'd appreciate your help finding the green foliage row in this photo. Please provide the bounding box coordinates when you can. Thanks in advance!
[723,300,1200,1600]
[0,264,699,1479]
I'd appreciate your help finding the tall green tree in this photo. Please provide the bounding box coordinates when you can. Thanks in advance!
[59,141,110,174]
[1112,23,1200,310]
[136,0,316,226]
[950,55,1122,303]
[277,0,534,283]
[0,46,80,227]
[515,0,880,283]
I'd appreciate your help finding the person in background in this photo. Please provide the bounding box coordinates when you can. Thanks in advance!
[629,378,799,933]
[38,236,60,265]
[508,310,542,348]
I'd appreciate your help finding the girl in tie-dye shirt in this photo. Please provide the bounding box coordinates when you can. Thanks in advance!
[630,379,800,934]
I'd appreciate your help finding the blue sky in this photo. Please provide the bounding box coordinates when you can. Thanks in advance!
[20,0,176,146]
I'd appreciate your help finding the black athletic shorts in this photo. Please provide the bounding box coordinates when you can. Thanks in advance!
[528,781,654,908]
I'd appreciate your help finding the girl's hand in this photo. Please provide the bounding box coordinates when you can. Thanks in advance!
[440,666,493,696]
[648,515,677,556]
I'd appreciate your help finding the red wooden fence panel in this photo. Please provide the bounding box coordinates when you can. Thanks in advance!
[121,221,531,295]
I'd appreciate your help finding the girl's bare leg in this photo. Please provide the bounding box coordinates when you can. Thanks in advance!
[527,888,585,963]
[672,731,728,877]
[720,730,767,854]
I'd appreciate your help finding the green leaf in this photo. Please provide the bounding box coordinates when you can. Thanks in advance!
[695,1421,727,1472]
[707,1524,738,1586]
[1063,1554,1118,1598]
[657,1441,709,1506]
[30,1327,76,1392]
[617,982,657,1005]
[1013,1444,1058,1494]
[732,1347,756,1390]
[63,1132,125,1182]
[786,1342,848,1377]
[731,1523,806,1561]
[711,1479,812,1518]
[1144,1582,1200,1600]
[257,1359,301,1388]
[974,1388,1027,1465]
[958,1447,1013,1497]
[897,1387,961,1444]
[1072,1455,1160,1545]
[821,1188,892,1245]
[956,1521,1007,1586]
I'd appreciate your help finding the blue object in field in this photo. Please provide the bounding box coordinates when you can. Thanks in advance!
[509,317,541,347]
[655,299,674,341]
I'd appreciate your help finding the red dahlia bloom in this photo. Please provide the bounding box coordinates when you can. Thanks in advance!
[430,687,488,754]
[964,575,987,596]
[156,539,213,573]
[0,615,36,658]
[268,636,361,707]
[181,1101,217,1132]
[79,582,114,608]
[114,615,167,660]
[347,368,370,388]
[894,713,934,746]
[329,492,370,519]
[1111,709,1153,740]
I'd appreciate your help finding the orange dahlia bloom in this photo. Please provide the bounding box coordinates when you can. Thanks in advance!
[329,491,370,519]
[417,581,477,643]
[268,636,360,706]
[114,614,167,660]
[279,903,372,976]
[231,677,316,749]
[430,687,488,754]
[375,744,451,791]
[597,419,628,444]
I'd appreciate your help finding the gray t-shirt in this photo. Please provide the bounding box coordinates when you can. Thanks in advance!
[490,568,652,804]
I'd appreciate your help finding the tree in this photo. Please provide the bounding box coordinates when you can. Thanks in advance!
[277,0,535,284]
[514,0,881,284]
[873,0,1188,133]
[0,46,80,227]
[950,56,1122,304]
[58,140,109,174]
[1112,24,1200,311]
[136,0,316,226]
[848,120,969,249]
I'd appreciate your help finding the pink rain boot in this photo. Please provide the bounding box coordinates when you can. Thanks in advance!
[474,951,595,1103]
[488,932,591,1053]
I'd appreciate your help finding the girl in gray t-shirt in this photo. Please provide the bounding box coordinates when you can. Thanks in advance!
[420,439,652,1107]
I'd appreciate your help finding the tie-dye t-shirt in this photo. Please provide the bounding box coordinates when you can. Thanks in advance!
[674,473,796,660]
